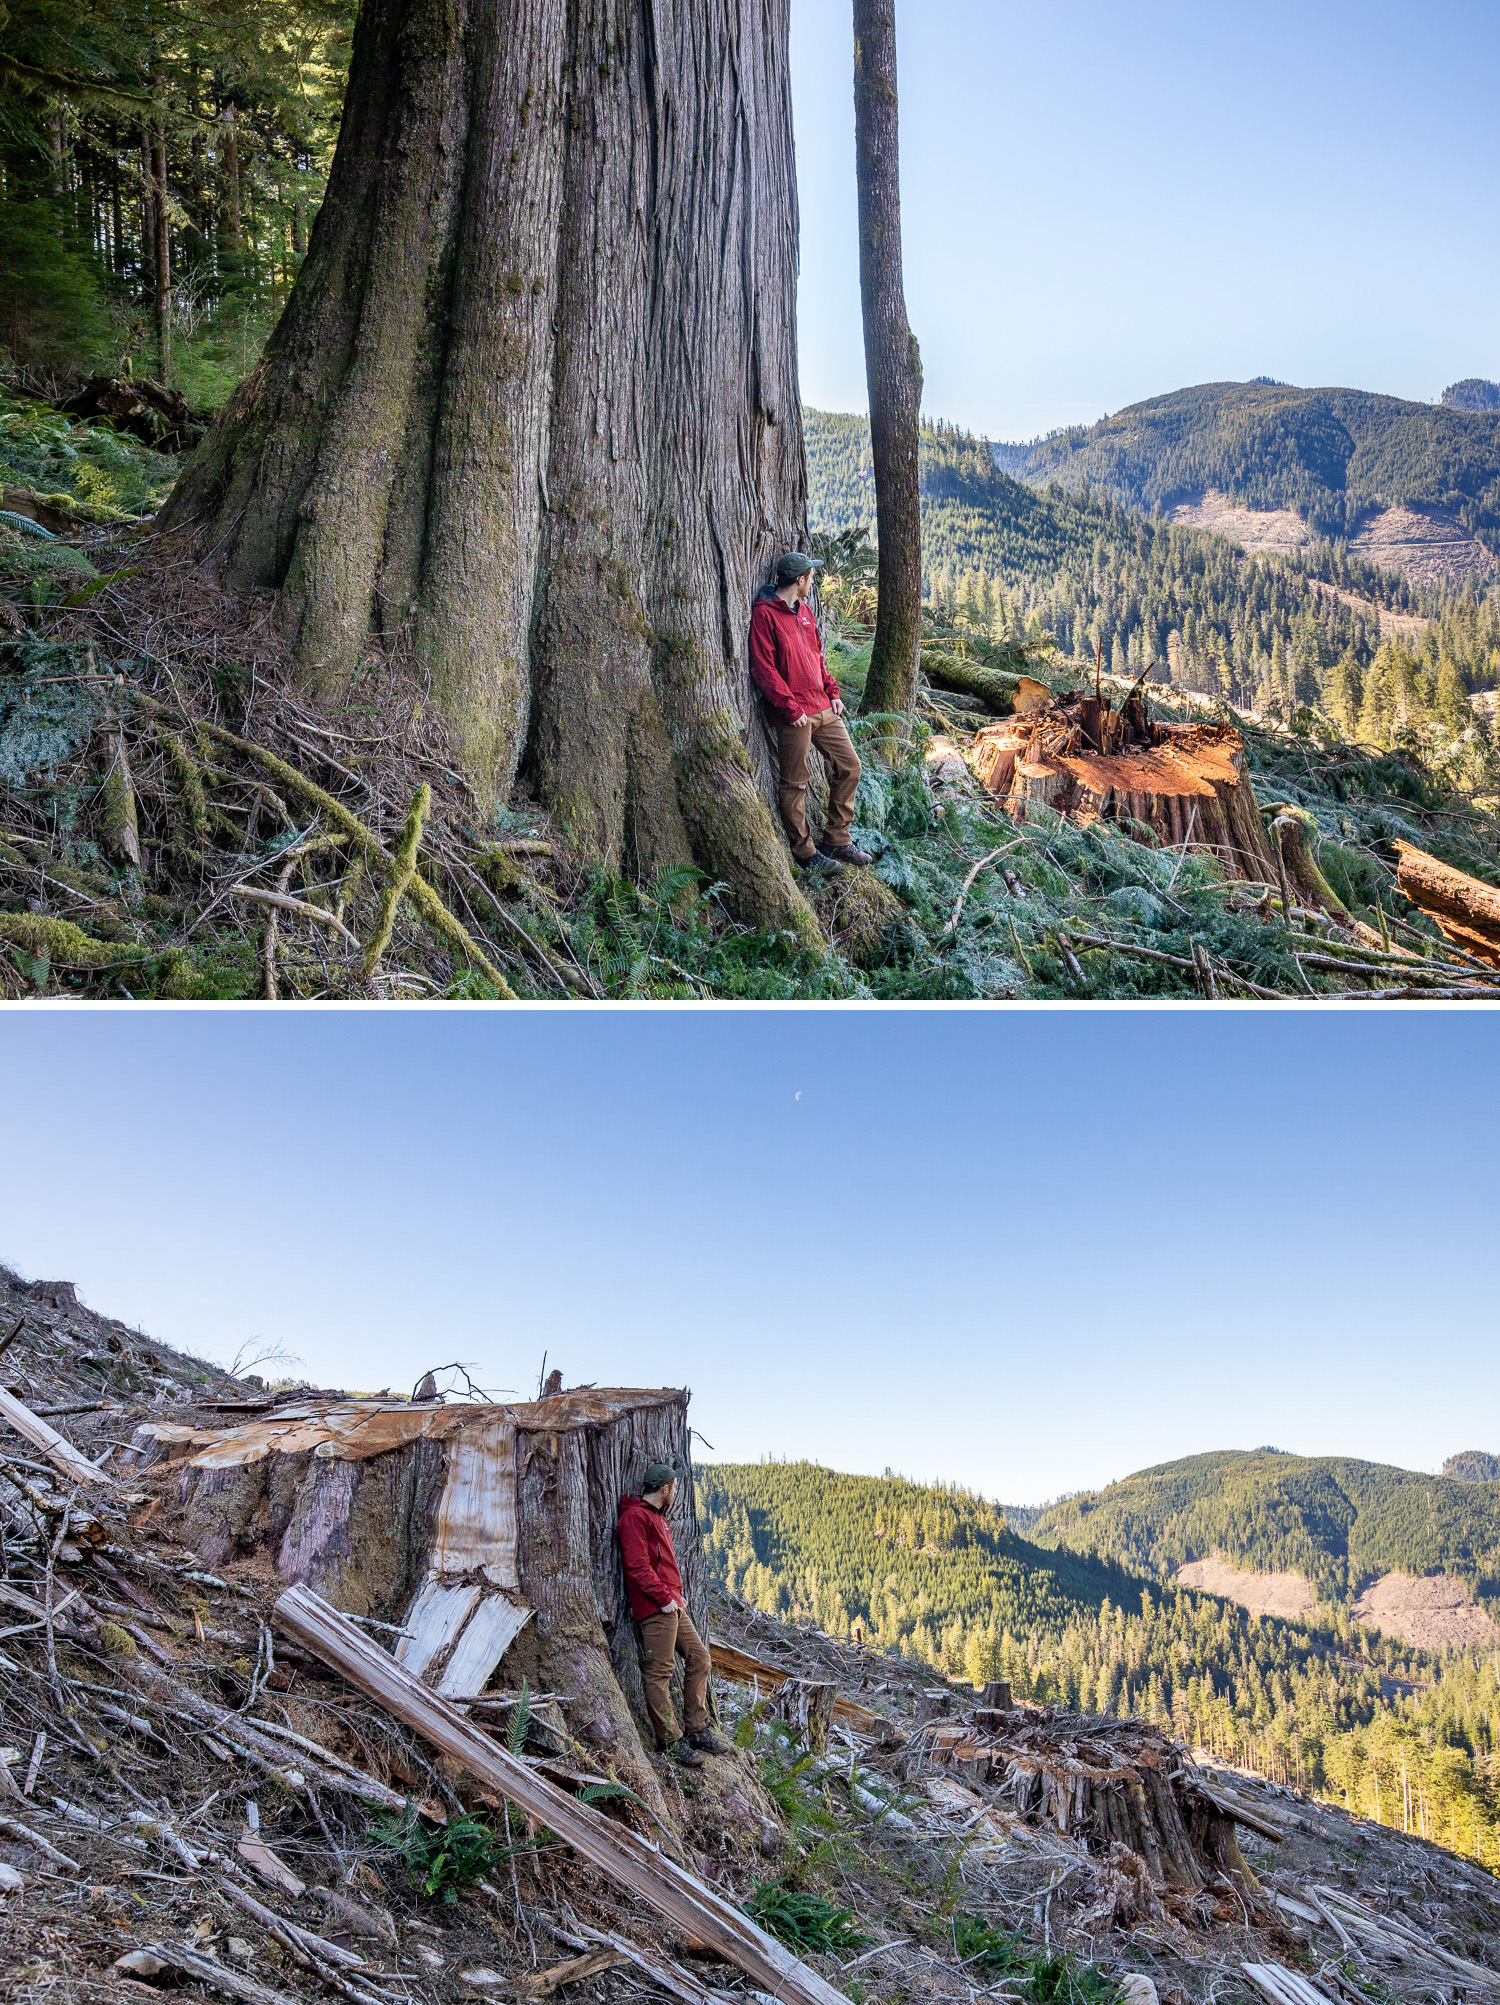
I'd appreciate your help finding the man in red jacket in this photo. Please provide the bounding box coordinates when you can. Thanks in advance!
[617,1464,727,1766]
[748,553,872,870]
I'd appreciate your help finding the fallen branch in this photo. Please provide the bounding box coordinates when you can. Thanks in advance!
[363,784,431,978]
[117,1944,305,2005]
[129,693,518,998]
[0,1812,79,1869]
[231,883,360,947]
[941,842,1022,940]
[273,1584,849,2005]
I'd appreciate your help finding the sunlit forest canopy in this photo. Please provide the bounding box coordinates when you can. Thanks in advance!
[0,0,352,405]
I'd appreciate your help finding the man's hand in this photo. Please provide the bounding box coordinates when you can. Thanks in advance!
[831,697,844,715]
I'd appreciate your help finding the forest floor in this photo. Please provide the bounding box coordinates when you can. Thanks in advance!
[3,384,1499,1002]
[3,1268,1500,2005]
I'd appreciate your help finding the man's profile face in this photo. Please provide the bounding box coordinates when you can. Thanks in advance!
[792,568,814,601]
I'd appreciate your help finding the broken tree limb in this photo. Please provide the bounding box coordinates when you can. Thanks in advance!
[516,1952,625,1997]
[231,883,360,947]
[0,1385,112,1487]
[1393,840,1500,967]
[116,1945,303,2005]
[0,1813,79,1869]
[273,1584,850,2005]
[363,784,431,978]
[920,648,1030,714]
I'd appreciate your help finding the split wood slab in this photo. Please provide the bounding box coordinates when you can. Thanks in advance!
[1393,840,1500,966]
[273,1584,849,2005]
[0,1384,111,1487]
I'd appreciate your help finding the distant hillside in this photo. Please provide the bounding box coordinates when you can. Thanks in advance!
[806,409,1500,770]
[697,1461,1135,1662]
[1006,380,1500,558]
[1027,1448,1500,1615]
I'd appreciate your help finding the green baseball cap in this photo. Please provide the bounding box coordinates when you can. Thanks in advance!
[775,552,823,586]
[641,1461,679,1492]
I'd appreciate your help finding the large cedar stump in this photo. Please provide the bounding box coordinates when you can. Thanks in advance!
[970,683,1278,882]
[129,1388,709,1812]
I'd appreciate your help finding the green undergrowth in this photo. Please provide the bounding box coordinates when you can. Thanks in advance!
[949,1913,1122,2004]
[0,390,180,526]
[747,1882,867,1955]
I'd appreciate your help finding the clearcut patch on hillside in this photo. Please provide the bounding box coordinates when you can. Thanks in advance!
[1349,503,1497,589]
[1173,1553,1317,1620]
[1351,1571,1500,1651]
[1169,490,1312,555]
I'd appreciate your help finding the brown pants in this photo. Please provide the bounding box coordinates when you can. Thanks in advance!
[776,708,861,861]
[638,1607,711,1747]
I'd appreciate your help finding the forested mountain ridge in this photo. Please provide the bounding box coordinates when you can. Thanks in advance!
[699,1458,1500,1860]
[1004,380,1500,550]
[806,409,1499,772]
[1027,1447,1500,1607]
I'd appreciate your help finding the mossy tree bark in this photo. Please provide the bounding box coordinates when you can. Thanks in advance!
[165,0,816,937]
[852,0,922,728]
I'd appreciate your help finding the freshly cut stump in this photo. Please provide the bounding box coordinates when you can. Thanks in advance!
[970,686,1277,882]
[919,1706,1252,1889]
[127,1387,707,1808]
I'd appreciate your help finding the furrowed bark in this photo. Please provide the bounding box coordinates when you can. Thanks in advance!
[853,0,922,728]
[165,0,816,936]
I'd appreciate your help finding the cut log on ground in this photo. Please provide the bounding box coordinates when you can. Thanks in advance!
[273,1583,850,2005]
[132,1387,710,1811]
[968,685,1277,882]
[1393,840,1500,966]
[916,1707,1251,1889]
[709,1639,884,1732]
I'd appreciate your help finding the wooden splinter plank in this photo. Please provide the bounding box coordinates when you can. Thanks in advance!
[272,1584,849,2005]
[0,1385,112,1487]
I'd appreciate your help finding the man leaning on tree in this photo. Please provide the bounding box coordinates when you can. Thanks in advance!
[617,1463,728,1767]
[749,552,873,871]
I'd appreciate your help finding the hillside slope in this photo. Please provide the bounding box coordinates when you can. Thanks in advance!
[1009,379,1500,563]
[1028,1447,1500,1627]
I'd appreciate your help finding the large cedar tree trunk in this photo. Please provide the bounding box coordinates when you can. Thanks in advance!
[852,0,922,725]
[165,0,814,935]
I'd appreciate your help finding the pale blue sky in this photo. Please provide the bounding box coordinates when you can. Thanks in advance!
[2,1011,1496,1505]
[790,0,1500,439]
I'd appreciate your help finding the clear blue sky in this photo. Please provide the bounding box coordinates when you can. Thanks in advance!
[2,1010,1496,1506]
[790,0,1500,440]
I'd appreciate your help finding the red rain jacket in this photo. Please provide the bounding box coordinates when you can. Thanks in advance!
[617,1495,685,1620]
[748,587,839,724]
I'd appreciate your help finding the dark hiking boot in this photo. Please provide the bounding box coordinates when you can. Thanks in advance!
[798,849,842,875]
[685,1728,731,1756]
[667,1736,705,1768]
[821,842,873,867]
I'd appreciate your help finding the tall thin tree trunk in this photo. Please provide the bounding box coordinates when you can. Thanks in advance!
[139,131,156,307]
[218,104,242,262]
[111,142,125,279]
[165,0,818,939]
[852,0,922,727]
[151,124,171,386]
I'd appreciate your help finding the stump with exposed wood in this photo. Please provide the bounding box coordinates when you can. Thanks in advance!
[970,683,1277,882]
[917,1706,1253,1889]
[127,1387,709,1809]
